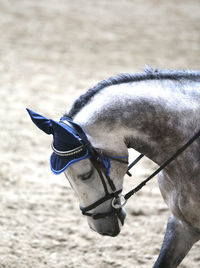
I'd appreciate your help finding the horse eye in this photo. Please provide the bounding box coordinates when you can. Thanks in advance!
[79,168,94,181]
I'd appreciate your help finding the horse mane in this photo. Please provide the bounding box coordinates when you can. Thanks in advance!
[66,67,200,119]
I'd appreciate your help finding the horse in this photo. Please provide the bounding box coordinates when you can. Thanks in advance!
[27,67,200,268]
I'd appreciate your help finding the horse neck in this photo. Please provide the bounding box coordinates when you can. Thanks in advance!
[74,79,200,165]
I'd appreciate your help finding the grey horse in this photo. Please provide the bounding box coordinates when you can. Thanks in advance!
[27,67,200,267]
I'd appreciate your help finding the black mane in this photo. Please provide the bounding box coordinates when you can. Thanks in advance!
[66,67,200,119]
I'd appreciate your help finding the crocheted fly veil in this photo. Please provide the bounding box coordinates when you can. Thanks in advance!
[26,109,90,174]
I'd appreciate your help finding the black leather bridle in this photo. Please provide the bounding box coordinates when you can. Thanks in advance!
[53,120,200,220]
[79,154,129,220]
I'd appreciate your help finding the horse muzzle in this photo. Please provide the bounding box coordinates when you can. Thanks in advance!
[88,208,126,237]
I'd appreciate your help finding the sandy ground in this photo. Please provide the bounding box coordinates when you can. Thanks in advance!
[0,0,200,267]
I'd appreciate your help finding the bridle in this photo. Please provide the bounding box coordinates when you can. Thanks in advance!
[79,153,129,220]
[52,120,200,220]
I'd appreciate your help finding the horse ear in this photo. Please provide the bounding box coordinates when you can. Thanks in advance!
[50,120,82,150]
[26,108,53,135]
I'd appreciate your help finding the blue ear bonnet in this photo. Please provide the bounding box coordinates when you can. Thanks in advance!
[26,108,91,174]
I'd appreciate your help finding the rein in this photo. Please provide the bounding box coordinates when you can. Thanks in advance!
[54,120,200,220]
[124,127,200,201]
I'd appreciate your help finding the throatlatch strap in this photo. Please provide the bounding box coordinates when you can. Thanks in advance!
[127,154,144,176]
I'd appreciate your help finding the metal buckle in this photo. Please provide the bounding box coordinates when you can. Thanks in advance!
[112,194,127,209]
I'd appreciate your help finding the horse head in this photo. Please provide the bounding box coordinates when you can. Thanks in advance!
[27,108,128,237]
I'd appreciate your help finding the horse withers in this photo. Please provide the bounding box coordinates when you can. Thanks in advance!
[27,68,200,268]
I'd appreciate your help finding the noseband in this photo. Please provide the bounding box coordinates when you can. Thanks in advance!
[53,120,200,220]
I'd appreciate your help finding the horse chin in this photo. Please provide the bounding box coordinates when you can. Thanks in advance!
[88,208,126,237]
